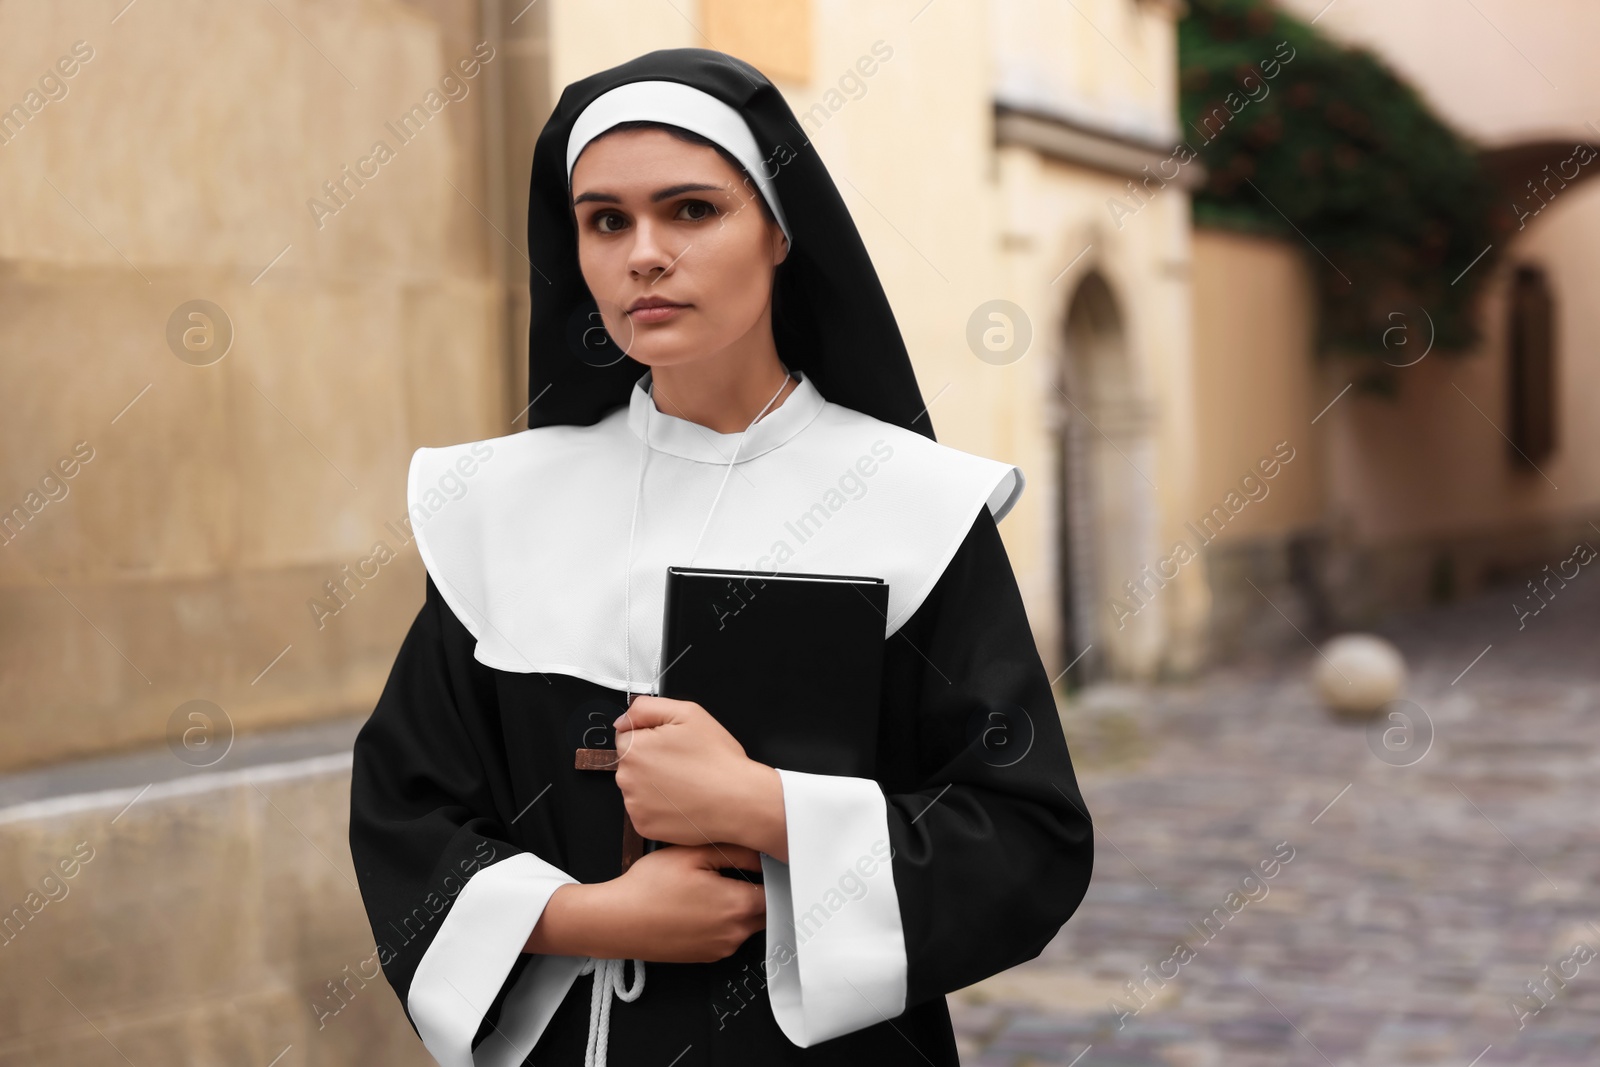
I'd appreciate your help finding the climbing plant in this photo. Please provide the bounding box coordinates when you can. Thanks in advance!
[1178,0,1505,377]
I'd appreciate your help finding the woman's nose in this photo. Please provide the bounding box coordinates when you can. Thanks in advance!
[627,218,680,277]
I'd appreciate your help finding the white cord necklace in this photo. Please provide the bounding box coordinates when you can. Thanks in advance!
[625,363,794,699]
[579,363,793,1067]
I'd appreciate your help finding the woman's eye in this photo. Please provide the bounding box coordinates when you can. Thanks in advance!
[593,211,625,234]
[677,200,719,222]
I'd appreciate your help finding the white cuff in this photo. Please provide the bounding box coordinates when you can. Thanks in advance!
[760,769,907,1047]
[408,852,588,1067]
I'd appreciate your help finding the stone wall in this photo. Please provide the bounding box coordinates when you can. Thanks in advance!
[0,746,431,1066]
[0,0,549,773]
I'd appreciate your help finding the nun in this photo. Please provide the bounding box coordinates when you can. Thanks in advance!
[349,46,1094,1067]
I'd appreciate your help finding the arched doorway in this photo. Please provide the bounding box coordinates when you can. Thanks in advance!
[1053,272,1161,685]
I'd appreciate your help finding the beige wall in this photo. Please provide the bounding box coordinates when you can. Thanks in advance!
[1186,229,1334,653]
[991,0,1181,143]
[1189,229,1326,544]
[0,0,536,771]
[1190,185,1600,618]
[0,759,432,1066]
[1321,180,1600,544]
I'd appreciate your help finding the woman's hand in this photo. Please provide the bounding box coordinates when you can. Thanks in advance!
[613,843,767,962]
[612,696,787,858]
[528,844,766,962]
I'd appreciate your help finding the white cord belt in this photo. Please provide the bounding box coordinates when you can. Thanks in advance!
[577,956,646,1067]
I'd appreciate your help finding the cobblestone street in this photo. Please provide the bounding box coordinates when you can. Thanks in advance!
[951,568,1600,1067]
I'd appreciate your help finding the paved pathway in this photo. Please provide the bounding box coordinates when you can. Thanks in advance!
[950,566,1600,1066]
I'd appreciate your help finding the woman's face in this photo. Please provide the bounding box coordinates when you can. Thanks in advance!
[571,127,788,369]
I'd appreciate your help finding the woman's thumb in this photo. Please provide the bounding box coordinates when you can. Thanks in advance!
[614,694,672,733]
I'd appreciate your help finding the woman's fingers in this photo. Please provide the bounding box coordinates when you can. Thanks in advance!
[700,842,763,870]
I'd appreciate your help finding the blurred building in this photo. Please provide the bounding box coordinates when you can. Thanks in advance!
[1196,0,1600,657]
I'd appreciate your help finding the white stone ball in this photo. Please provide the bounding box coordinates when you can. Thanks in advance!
[1314,633,1406,717]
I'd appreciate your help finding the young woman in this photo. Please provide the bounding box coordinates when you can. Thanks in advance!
[349,47,1094,1067]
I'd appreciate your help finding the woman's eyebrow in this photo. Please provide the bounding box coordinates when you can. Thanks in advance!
[572,181,727,207]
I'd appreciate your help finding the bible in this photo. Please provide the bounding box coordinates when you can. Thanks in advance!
[644,564,890,868]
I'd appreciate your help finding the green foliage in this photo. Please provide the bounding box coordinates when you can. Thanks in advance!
[1178,0,1504,362]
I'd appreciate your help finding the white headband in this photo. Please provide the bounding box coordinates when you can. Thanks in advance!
[565,79,792,246]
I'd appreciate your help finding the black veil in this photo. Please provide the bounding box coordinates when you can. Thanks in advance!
[523,47,938,442]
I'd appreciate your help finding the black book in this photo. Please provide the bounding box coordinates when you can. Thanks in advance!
[641,565,890,869]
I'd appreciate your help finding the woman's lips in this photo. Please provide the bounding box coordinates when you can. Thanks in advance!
[628,303,688,324]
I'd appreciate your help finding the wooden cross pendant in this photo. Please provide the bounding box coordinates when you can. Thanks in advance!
[574,694,646,874]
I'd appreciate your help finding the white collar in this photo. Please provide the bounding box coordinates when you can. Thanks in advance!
[626,368,826,465]
[408,384,1025,685]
